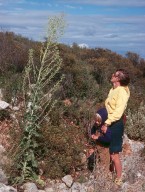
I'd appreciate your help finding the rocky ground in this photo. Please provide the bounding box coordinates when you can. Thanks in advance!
[0,115,145,192]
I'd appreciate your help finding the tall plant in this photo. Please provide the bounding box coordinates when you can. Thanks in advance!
[13,15,65,184]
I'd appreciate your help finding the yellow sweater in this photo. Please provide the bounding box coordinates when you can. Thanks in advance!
[105,86,130,125]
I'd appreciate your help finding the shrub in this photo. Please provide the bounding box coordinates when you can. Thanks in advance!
[0,109,10,121]
[39,121,85,179]
[0,72,23,103]
[125,102,145,141]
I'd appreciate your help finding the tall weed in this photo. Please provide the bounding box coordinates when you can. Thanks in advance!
[9,15,65,184]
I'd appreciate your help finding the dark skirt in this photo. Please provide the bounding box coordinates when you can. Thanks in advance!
[109,118,124,154]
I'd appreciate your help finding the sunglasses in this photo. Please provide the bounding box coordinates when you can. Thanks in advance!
[112,73,119,78]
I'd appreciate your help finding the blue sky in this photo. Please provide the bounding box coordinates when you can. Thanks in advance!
[0,0,145,58]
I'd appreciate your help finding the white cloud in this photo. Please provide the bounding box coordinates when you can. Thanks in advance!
[65,5,76,9]
[58,0,145,7]
[104,34,118,38]
[78,43,89,48]
[0,1,145,58]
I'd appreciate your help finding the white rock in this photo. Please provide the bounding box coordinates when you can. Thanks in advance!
[0,101,9,109]
[70,182,86,192]
[5,186,17,192]
[57,183,68,190]
[22,182,38,192]
[0,169,8,184]
[62,175,73,187]
[123,134,144,153]
[44,187,55,192]
[12,106,19,111]
[137,172,142,177]
[0,183,17,192]
[128,139,144,153]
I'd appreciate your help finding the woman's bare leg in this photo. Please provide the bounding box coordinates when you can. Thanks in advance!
[110,153,122,178]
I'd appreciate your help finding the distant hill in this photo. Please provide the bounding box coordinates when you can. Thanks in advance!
[0,31,145,108]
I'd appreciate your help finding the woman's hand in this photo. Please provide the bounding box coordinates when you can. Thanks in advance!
[101,124,108,133]
[91,134,99,140]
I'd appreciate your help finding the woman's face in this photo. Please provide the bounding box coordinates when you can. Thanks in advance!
[111,71,120,83]
[95,115,102,125]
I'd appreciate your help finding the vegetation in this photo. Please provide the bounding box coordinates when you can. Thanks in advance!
[0,15,145,186]
[8,15,69,184]
[126,102,145,141]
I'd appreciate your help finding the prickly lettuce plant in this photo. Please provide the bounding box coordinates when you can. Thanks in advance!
[11,15,65,184]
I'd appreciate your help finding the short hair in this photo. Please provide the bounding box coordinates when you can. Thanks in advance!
[116,68,130,86]
[94,113,102,123]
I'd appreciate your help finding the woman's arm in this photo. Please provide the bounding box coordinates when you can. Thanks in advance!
[105,88,129,125]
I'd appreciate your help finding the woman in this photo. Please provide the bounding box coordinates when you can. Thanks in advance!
[101,69,130,186]
[88,108,111,171]
[91,107,111,144]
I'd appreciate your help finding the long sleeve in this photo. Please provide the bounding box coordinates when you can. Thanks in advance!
[98,128,112,143]
[105,86,130,125]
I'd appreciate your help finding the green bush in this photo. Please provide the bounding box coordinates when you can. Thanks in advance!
[125,102,145,141]
[0,109,10,121]
[0,72,23,103]
[39,121,85,179]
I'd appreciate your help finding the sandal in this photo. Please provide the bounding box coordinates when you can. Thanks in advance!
[114,178,123,186]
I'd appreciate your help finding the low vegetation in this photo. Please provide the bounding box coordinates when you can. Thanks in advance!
[0,15,145,186]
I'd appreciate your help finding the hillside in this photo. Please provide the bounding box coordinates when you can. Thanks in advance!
[0,31,145,191]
